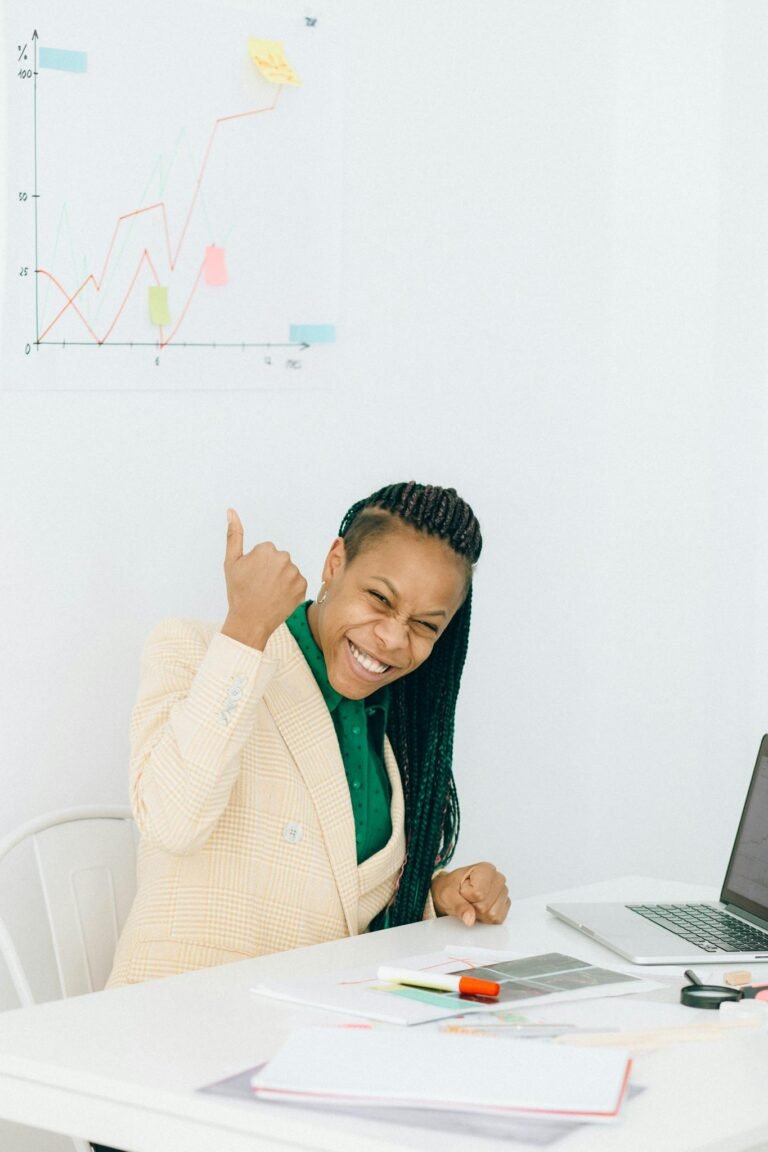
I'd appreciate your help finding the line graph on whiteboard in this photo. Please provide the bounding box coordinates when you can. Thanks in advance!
[3,0,342,389]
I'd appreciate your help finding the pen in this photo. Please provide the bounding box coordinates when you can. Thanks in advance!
[684,968,703,986]
[377,966,500,998]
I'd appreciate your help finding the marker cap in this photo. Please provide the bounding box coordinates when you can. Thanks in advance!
[458,976,501,998]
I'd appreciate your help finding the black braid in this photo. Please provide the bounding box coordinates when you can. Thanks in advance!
[338,482,482,929]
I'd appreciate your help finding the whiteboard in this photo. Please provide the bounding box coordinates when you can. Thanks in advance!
[3,0,341,389]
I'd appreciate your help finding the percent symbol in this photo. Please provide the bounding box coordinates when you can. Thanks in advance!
[17,44,28,60]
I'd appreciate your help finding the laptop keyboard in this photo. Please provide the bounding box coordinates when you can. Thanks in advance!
[627,903,768,952]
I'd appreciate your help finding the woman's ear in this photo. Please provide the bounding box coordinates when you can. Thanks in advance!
[321,537,346,586]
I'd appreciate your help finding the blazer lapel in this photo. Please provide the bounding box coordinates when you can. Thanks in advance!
[357,735,406,894]
[262,624,359,935]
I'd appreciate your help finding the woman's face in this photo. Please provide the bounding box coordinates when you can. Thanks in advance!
[307,524,468,700]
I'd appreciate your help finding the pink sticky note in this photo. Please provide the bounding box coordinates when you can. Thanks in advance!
[204,245,228,286]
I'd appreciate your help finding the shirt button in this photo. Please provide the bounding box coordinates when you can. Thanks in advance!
[352,780,361,790]
[352,725,361,736]
[366,708,376,716]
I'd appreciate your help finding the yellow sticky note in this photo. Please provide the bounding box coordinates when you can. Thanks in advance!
[148,286,171,326]
[248,38,302,86]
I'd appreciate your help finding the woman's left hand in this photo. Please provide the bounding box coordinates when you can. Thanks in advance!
[431,862,510,926]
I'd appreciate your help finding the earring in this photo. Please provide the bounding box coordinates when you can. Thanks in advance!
[317,583,328,606]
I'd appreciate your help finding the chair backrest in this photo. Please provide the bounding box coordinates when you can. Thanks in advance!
[0,809,137,1152]
[0,807,137,1006]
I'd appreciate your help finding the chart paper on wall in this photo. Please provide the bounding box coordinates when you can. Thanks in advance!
[3,0,342,390]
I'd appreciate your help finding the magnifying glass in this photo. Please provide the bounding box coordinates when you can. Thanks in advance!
[680,982,742,1009]
[680,969,768,1009]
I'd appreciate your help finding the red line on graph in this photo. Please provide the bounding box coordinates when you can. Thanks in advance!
[37,89,281,346]
[38,247,166,345]
[159,256,207,349]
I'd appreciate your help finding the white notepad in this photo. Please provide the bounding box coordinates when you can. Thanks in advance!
[250,1028,632,1122]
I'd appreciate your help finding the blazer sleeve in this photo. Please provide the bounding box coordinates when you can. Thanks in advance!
[129,618,279,855]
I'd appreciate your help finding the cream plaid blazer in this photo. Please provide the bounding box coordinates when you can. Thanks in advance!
[108,618,430,987]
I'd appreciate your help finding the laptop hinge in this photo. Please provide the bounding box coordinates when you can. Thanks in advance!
[722,902,768,932]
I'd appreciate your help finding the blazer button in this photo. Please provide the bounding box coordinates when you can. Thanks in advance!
[283,821,304,844]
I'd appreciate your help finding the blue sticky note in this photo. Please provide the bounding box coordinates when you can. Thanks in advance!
[39,47,88,73]
[289,324,336,344]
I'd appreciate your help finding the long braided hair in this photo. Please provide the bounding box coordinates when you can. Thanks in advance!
[337,481,483,929]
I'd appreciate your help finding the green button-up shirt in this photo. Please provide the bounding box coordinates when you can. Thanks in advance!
[285,602,392,864]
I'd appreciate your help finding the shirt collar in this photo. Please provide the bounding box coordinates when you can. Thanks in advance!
[285,601,390,718]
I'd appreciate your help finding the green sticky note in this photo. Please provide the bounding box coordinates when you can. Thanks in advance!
[148,286,171,326]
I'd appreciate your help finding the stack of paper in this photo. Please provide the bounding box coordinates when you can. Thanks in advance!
[250,1027,632,1123]
[250,948,662,1026]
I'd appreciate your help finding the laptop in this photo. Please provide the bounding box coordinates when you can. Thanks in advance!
[547,734,768,964]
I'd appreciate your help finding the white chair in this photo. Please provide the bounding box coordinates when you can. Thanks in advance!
[0,807,137,1152]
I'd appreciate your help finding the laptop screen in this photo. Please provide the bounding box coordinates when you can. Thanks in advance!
[720,736,768,921]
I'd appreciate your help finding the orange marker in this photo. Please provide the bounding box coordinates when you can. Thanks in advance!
[377,966,500,999]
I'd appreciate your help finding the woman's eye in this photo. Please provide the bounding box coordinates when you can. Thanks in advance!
[414,620,439,636]
[368,590,388,605]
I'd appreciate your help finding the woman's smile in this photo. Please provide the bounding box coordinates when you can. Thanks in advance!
[346,638,392,677]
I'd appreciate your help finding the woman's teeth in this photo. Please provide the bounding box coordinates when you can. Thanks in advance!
[349,641,390,674]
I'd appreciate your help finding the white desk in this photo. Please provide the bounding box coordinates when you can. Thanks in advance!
[0,877,766,1152]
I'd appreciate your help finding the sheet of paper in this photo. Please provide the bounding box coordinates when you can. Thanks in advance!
[251,949,664,1026]
[250,1028,632,1122]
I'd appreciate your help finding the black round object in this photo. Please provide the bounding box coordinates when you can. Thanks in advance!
[680,983,742,1009]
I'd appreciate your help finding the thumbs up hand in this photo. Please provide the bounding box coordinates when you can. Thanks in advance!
[221,509,307,650]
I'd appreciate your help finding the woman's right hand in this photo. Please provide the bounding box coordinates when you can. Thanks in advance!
[221,508,307,650]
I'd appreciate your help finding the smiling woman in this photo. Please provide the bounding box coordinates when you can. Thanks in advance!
[106,481,509,993]
[310,525,467,696]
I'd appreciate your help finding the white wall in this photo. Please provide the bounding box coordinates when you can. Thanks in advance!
[2,0,768,989]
